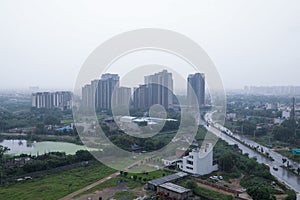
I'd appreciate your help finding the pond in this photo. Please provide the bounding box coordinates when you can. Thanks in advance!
[0,139,92,155]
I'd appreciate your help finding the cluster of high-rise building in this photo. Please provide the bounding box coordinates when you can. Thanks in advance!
[32,91,72,110]
[82,73,132,110]
[133,70,173,110]
[81,70,205,111]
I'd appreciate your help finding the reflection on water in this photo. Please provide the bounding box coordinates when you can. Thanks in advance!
[0,139,90,155]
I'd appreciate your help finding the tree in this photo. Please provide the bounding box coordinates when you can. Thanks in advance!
[273,126,293,143]
[247,186,271,200]
[0,145,9,161]
[75,150,94,161]
[219,152,236,172]
[133,175,137,181]
[242,121,256,135]
[35,123,45,134]
[186,180,197,189]
[44,115,60,125]
[245,159,257,174]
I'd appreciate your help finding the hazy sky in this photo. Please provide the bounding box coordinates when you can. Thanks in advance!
[0,0,299,91]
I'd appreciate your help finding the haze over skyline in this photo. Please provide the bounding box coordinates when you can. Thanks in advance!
[0,0,300,90]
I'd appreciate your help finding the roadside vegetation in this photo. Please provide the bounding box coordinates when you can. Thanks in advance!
[225,95,300,165]
[76,169,173,197]
[0,149,96,183]
[212,140,297,200]
[0,162,116,200]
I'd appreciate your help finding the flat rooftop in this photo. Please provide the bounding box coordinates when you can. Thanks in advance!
[159,182,191,194]
[148,172,188,187]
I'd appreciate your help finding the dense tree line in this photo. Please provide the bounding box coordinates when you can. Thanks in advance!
[0,108,72,131]
[273,119,300,143]
[1,150,95,179]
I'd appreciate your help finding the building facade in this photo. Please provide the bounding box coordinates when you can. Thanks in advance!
[82,70,174,111]
[133,69,173,110]
[187,73,205,107]
[133,84,149,110]
[32,91,72,110]
[157,182,192,200]
[96,74,119,110]
[114,87,131,107]
[177,143,218,175]
[82,84,92,108]
[82,74,123,111]
[145,69,173,109]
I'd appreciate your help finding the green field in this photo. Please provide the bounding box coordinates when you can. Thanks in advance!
[0,162,116,200]
[179,180,234,200]
[77,169,173,197]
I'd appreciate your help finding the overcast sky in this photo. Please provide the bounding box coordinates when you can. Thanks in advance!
[0,0,299,91]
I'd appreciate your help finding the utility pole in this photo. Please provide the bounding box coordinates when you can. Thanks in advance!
[291,97,295,121]
[292,97,296,137]
[241,124,244,135]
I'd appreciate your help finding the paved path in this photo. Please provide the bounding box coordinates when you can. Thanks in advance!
[59,171,120,200]
[59,158,149,200]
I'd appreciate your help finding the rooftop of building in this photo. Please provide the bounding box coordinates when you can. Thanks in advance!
[162,155,181,162]
[191,143,212,154]
[148,172,188,187]
[120,116,137,120]
[159,182,191,194]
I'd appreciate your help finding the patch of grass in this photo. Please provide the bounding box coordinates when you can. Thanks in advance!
[60,119,74,124]
[180,180,234,200]
[77,169,174,197]
[77,177,121,197]
[128,165,157,173]
[220,171,241,181]
[0,162,116,200]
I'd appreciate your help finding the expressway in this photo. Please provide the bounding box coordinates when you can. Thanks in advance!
[204,113,300,199]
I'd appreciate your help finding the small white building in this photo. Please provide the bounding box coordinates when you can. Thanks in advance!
[265,103,277,110]
[177,143,218,175]
[282,110,290,119]
[226,113,237,120]
[274,118,284,125]
[120,116,137,123]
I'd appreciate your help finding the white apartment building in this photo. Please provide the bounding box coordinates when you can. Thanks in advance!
[177,143,218,175]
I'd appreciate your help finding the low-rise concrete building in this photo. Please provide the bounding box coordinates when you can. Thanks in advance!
[157,182,192,200]
[147,172,188,191]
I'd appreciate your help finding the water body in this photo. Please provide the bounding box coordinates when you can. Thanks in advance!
[0,139,90,155]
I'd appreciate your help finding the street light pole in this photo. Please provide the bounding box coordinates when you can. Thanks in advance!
[241,124,244,135]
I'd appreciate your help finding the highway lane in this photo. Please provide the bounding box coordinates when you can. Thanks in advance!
[204,113,300,199]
